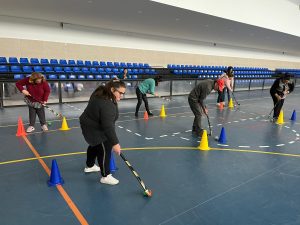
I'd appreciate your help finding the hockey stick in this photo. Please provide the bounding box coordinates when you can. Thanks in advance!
[231,92,240,106]
[24,96,63,119]
[200,104,212,136]
[120,153,152,197]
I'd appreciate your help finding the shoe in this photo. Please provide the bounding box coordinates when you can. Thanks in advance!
[148,112,154,116]
[26,126,35,133]
[41,124,48,131]
[84,164,100,173]
[100,174,119,185]
[135,112,138,117]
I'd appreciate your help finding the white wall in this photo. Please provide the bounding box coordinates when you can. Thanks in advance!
[1,15,300,63]
[152,0,300,37]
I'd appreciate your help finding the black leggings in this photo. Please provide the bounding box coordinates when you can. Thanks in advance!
[135,87,150,114]
[86,141,113,177]
[271,94,284,118]
[28,106,46,126]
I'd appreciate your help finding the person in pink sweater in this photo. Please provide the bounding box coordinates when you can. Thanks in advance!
[217,66,234,106]
[16,72,50,132]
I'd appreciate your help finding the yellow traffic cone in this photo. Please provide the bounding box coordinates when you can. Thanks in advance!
[228,98,234,108]
[277,110,284,125]
[59,117,71,131]
[160,104,166,117]
[198,130,210,151]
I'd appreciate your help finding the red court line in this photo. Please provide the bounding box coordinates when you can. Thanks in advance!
[22,135,89,225]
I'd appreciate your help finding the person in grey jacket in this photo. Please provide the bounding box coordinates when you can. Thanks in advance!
[188,79,224,136]
[80,79,126,185]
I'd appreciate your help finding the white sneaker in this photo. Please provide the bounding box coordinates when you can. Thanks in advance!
[26,126,35,133]
[84,164,100,173]
[41,124,48,131]
[100,174,119,185]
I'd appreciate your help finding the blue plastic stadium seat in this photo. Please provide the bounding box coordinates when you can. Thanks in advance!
[113,68,119,74]
[131,75,138,79]
[64,67,72,73]
[20,58,29,64]
[139,63,144,68]
[14,74,24,79]
[54,67,63,72]
[30,58,39,64]
[120,62,126,67]
[107,62,114,67]
[69,75,76,79]
[133,69,138,74]
[126,63,133,68]
[41,58,49,64]
[44,66,54,72]
[78,75,85,79]
[144,63,150,68]
[59,59,67,65]
[23,66,33,73]
[50,59,58,65]
[90,68,97,74]
[87,75,94,79]
[92,61,99,66]
[9,57,19,64]
[103,75,110,79]
[73,67,81,73]
[133,63,138,68]
[85,61,92,66]
[0,65,9,72]
[82,67,90,74]
[114,62,120,67]
[11,66,22,72]
[139,69,144,74]
[111,75,118,79]
[59,75,67,79]
[0,57,7,64]
[144,69,150,74]
[68,60,76,65]
[105,68,112,74]
[33,66,43,72]
[95,75,102,79]
[100,61,107,67]
[77,60,84,66]
[98,68,105,74]
[48,74,57,79]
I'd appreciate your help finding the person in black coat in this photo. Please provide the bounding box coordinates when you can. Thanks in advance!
[270,73,294,121]
[80,79,126,185]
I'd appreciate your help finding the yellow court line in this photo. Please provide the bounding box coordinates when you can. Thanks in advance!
[2,146,300,166]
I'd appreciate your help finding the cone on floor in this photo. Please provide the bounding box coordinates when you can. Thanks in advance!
[160,104,166,117]
[218,127,227,144]
[198,130,210,151]
[48,159,64,186]
[228,98,234,108]
[218,102,224,110]
[59,117,71,131]
[277,110,284,125]
[290,110,296,121]
[144,111,149,120]
[110,153,118,173]
[16,116,27,136]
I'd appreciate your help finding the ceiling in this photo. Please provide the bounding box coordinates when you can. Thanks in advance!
[0,0,300,55]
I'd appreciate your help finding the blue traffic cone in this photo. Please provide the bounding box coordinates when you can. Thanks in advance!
[110,153,118,173]
[48,159,64,186]
[218,127,227,144]
[290,110,296,121]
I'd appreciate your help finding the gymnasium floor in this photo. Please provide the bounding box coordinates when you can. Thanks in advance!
[1,88,300,225]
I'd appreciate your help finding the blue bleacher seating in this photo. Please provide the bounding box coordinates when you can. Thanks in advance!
[0,57,7,64]
[59,75,66,79]
[44,66,54,72]
[78,75,85,79]
[50,59,58,65]
[34,66,43,72]
[73,67,81,73]
[14,74,24,79]
[48,74,57,79]
[20,58,29,64]
[95,75,102,79]
[9,57,19,64]
[68,60,76,65]
[54,67,63,72]
[23,66,33,73]
[114,62,120,67]
[82,67,89,74]
[92,61,99,66]
[41,58,49,64]
[11,66,22,72]
[0,65,9,72]
[77,60,84,66]
[85,61,92,66]
[59,59,67,65]
[69,75,76,79]
[100,61,107,67]
[107,62,114,67]
[30,58,39,64]
[64,67,72,73]
[87,75,94,79]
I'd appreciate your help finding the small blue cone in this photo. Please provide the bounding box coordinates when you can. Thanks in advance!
[290,110,296,121]
[48,159,64,186]
[110,153,118,173]
[218,127,227,144]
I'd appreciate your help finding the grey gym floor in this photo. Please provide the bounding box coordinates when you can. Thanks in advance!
[1,89,300,225]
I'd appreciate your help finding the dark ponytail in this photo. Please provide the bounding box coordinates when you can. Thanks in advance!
[92,79,126,103]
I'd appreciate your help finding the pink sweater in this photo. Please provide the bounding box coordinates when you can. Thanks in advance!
[219,73,234,92]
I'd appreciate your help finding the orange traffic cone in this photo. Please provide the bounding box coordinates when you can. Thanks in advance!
[144,111,149,120]
[16,117,27,137]
[218,102,224,110]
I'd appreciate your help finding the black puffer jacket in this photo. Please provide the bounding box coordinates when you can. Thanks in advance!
[80,96,119,147]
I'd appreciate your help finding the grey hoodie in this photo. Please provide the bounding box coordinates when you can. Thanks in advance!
[188,79,215,107]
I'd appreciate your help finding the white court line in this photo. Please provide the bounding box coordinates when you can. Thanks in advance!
[173,132,180,135]
[259,146,270,148]
[276,144,285,147]
[160,135,168,137]
[134,133,141,136]
[217,144,229,147]
[185,130,192,132]
[292,130,297,132]
[289,141,295,144]
[126,129,132,133]
[238,146,250,148]
[118,126,123,128]
[145,137,154,140]
[180,137,190,141]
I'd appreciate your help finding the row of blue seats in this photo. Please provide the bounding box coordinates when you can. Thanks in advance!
[174,69,274,75]
[168,64,268,70]
[198,75,273,79]
[0,65,157,75]
[13,74,139,80]
[0,57,150,68]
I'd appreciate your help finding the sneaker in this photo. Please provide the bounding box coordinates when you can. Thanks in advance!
[26,126,35,133]
[148,112,154,116]
[135,112,138,117]
[84,164,100,173]
[41,124,48,131]
[100,174,119,185]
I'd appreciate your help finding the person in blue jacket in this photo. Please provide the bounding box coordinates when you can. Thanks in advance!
[135,76,162,117]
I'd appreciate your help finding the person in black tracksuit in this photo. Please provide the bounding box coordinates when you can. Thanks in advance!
[270,73,294,121]
[80,79,126,185]
[188,79,224,136]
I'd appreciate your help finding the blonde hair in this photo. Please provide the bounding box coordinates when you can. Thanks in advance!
[29,72,45,84]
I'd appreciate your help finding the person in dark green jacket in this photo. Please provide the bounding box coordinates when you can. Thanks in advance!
[80,79,126,185]
[188,79,224,136]
[135,76,162,117]
[118,68,129,80]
